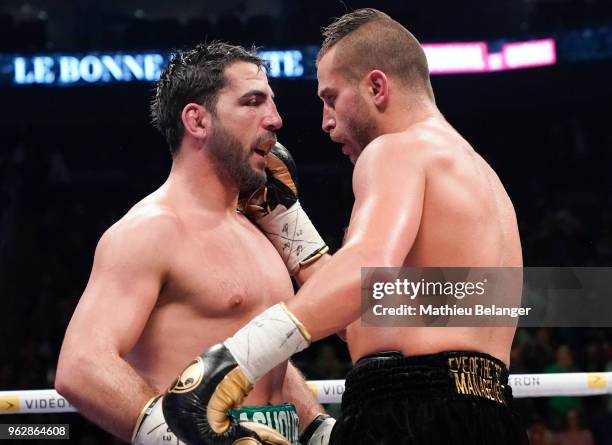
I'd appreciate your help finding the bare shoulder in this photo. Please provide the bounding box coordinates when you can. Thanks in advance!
[353,132,424,179]
[352,131,430,200]
[354,121,460,181]
[358,132,420,164]
[409,120,470,162]
[368,120,463,161]
[95,199,183,266]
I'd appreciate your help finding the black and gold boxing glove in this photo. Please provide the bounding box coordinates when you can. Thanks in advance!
[132,344,290,445]
[240,142,328,275]
[133,303,312,445]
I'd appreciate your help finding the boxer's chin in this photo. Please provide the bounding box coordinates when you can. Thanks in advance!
[237,163,266,194]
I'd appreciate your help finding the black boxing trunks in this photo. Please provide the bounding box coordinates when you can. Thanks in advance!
[329,351,529,445]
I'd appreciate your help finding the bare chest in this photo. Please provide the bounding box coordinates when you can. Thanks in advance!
[162,222,293,317]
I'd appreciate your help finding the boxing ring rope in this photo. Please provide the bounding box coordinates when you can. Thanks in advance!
[0,372,611,415]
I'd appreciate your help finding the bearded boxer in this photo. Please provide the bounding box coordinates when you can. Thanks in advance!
[160,10,530,445]
[55,42,331,445]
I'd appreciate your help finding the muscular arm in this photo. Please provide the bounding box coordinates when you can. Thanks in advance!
[295,254,352,341]
[275,361,324,433]
[286,137,426,341]
[295,253,332,286]
[55,212,177,442]
[182,138,427,437]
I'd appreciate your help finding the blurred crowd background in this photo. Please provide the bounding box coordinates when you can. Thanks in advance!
[1,0,612,443]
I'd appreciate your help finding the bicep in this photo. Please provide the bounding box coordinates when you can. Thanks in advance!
[344,142,425,265]
[63,226,167,357]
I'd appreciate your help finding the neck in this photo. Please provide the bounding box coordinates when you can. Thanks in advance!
[377,95,441,135]
[165,147,239,215]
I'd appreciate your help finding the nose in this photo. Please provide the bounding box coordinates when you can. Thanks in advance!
[264,102,283,131]
[322,106,335,134]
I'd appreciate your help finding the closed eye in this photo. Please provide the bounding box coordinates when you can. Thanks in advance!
[318,87,336,108]
[245,96,263,106]
[322,95,335,108]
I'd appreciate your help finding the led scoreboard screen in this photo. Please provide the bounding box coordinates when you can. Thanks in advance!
[0,40,557,87]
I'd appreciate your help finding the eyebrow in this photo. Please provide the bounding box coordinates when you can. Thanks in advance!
[318,87,333,99]
[240,89,275,100]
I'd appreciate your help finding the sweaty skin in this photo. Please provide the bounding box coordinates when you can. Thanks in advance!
[289,47,522,367]
[56,62,321,442]
[344,120,521,365]
[93,190,294,395]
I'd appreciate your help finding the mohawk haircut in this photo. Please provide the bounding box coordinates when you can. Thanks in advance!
[317,8,432,94]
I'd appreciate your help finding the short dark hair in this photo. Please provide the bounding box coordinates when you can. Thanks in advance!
[317,8,432,95]
[151,41,265,155]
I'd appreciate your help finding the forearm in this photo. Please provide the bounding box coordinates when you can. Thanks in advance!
[277,361,324,433]
[287,243,376,342]
[295,253,332,286]
[222,244,386,388]
[56,351,156,443]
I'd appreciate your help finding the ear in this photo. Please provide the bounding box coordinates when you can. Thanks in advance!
[366,70,389,109]
[181,103,211,142]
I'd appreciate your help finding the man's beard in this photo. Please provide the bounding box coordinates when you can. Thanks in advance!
[207,117,267,193]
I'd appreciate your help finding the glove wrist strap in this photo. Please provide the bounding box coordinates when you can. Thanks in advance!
[257,201,327,275]
[133,395,187,445]
[225,303,310,383]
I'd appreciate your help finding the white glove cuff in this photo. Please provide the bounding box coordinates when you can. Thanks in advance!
[225,303,311,383]
[257,201,327,275]
[132,396,185,445]
[307,416,336,445]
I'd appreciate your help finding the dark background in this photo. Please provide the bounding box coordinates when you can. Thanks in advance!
[1,0,612,443]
